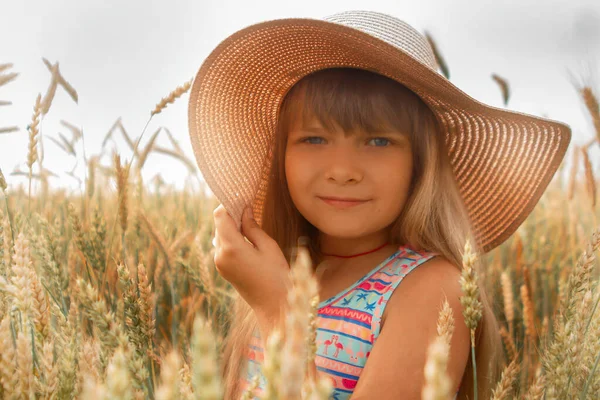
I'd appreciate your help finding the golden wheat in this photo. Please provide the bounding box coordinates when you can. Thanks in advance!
[191,314,223,399]
[41,62,59,115]
[2,57,600,399]
[42,58,78,103]
[520,284,537,343]
[421,335,452,400]
[114,154,130,234]
[567,146,581,200]
[151,79,193,116]
[500,270,514,336]
[490,357,519,400]
[582,86,600,144]
[581,146,596,208]
[499,325,517,362]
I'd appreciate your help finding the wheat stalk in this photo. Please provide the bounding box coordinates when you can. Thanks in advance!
[437,297,455,347]
[0,168,6,194]
[581,146,596,208]
[27,94,42,212]
[151,79,193,116]
[280,245,318,399]
[521,284,537,343]
[155,350,181,400]
[139,211,175,269]
[459,239,482,400]
[0,63,14,74]
[16,329,35,399]
[26,265,50,340]
[261,329,284,400]
[0,126,18,134]
[491,73,511,106]
[423,31,450,79]
[106,346,133,399]
[514,232,524,278]
[0,316,19,395]
[499,325,517,362]
[41,62,59,115]
[421,335,452,400]
[500,270,515,336]
[114,154,130,235]
[191,314,223,399]
[490,357,519,400]
[0,72,18,87]
[540,228,600,398]
[42,57,78,103]
[568,146,580,201]
[581,86,600,144]
[10,233,34,327]
[179,362,193,399]
[79,339,101,384]
[38,340,59,398]
[523,367,545,400]
[137,263,156,346]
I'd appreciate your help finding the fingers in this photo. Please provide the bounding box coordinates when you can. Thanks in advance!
[212,204,247,251]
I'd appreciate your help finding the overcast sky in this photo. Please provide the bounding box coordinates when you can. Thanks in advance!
[1,0,600,196]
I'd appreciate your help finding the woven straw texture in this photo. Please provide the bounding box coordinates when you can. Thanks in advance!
[188,10,571,253]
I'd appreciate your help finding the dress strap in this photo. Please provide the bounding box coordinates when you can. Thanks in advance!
[370,248,438,341]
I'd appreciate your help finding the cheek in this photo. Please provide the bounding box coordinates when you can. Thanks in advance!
[377,159,413,214]
[285,151,307,200]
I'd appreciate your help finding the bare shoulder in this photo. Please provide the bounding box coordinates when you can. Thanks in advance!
[381,255,463,326]
[350,256,469,399]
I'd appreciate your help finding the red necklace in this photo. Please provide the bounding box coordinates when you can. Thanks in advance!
[321,242,390,258]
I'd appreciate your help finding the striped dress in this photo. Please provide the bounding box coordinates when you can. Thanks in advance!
[241,244,461,399]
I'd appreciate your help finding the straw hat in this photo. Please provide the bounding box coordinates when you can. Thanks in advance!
[188,10,571,253]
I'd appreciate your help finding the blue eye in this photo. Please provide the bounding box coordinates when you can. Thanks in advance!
[368,138,391,147]
[299,137,392,146]
[300,136,326,145]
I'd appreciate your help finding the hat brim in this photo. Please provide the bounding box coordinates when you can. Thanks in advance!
[188,17,571,253]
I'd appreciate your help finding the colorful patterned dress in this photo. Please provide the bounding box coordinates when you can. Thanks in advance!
[240,244,461,399]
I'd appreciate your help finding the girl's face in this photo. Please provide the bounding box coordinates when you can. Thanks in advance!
[285,115,413,241]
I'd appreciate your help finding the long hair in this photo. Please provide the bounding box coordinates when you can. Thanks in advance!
[219,67,505,399]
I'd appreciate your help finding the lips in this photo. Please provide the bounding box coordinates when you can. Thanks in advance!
[319,197,369,209]
[318,196,369,202]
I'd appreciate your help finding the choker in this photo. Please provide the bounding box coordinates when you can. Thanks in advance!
[320,242,390,258]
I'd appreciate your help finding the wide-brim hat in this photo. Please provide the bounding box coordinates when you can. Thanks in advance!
[188,10,571,254]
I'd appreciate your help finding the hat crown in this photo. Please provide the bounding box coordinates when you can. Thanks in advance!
[323,10,440,73]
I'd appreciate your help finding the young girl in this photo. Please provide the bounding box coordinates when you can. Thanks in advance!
[187,10,572,400]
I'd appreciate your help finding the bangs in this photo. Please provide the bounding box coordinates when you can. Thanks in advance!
[280,68,422,138]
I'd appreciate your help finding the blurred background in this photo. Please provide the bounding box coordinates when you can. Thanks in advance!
[1,0,600,194]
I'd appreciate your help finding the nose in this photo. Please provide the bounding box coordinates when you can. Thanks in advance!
[324,145,363,184]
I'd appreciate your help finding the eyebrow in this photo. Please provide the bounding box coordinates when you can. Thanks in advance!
[290,127,407,137]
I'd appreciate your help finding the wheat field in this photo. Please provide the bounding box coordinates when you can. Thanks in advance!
[0,51,600,400]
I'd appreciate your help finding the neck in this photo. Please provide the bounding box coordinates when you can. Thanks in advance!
[314,242,399,277]
[318,230,391,257]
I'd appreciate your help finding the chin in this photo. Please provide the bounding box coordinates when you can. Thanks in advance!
[308,217,368,238]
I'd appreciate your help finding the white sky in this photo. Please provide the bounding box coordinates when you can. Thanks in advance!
[1,0,600,196]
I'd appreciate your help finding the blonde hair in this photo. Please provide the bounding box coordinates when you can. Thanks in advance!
[219,67,505,399]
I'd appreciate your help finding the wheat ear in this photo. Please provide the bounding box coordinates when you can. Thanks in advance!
[27,94,42,211]
[151,79,193,116]
[459,239,482,400]
[421,335,452,400]
[490,357,520,400]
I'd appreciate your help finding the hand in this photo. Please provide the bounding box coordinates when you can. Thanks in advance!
[212,204,292,317]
